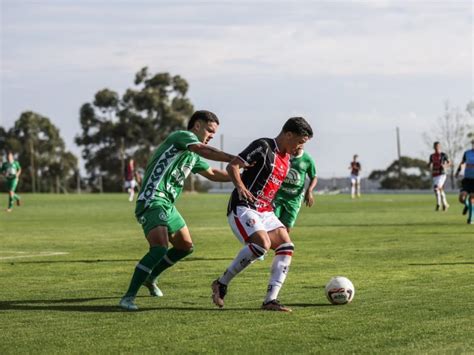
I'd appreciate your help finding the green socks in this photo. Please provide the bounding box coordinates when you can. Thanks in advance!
[124,245,168,298]
[468,199,473,223]
[7,194,20,209]
[147,247,194,283]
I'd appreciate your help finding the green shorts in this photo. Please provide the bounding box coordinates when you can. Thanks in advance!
[273,198,302,228]
[136,202,186,237]
[5,178,18,193]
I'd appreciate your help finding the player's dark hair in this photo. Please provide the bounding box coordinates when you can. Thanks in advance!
[433,141,440,148]
[187,110,220,130]
[282,117,313,138]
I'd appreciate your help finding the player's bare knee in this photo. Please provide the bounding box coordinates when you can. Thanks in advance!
[249,232,271,251]
[180,241,194,252]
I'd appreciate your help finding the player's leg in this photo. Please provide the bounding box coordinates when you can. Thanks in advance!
[433,176,442,210]
[144,223,193,296]
[262,225,294,312]
[128,180,136,202]
[356,177,361,197]
[468,192,474,224]
[350,177,356,199]
[5,179,16,211]
[212,208,269,308]
[7,191,14,211]
[120,206,171,310]
[440,188,449,210]
[459,182,469,215]
[11,179,20,206]
[438,175,448,210]
[434,186,441,210]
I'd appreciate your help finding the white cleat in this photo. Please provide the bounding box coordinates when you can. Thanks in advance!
[143,281,164,297]
[119,296,138,311]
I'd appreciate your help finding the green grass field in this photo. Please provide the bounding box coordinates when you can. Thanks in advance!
[1,193,473,354]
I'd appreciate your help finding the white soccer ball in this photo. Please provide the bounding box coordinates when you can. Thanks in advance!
[325,276,355,305]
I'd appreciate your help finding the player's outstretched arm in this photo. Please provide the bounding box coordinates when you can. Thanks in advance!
[227,158,256,202]
[198,168,231,182]
[455,163,464,178]
[189,143,235,163]
[455,153,467,178]
[304,176,318,207]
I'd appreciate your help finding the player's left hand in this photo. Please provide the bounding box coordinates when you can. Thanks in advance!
[304,191,314,207]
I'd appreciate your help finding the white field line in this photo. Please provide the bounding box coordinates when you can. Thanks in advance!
[0,251,69,260]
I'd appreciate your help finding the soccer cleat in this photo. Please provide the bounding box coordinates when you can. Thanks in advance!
[16,199,21,207]
[442,204,449,211]
[211,279,227,308]
[462,206,468,215]
[6,208,12,213]
[119,296,138,311]
[143,280,163,297]
[435,205,440,211]
[261,299,292,312]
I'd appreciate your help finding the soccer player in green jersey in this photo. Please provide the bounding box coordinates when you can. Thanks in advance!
[119,110,237,311]
[273,147,318,231]
[1,151,22,212]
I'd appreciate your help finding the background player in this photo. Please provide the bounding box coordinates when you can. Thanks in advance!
[273,147,318,231]
[455,139,474,224]
[1,151,22,212]
[119,110,236,310]
[428,142,451,211]
[211,117,313,312]
[349,155,361,199]
[124,158,139,202]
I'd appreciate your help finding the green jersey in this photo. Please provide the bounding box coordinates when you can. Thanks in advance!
[1,161,21,180]
[276,151,316,201]
[135,130,210,215]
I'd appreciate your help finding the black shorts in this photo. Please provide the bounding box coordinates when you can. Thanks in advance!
[461,178,474,193]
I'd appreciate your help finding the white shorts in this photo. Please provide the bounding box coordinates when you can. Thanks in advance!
[124,179,137,190]
[227,206,285,244]
[432,174,447,188]
[350,175,361,184]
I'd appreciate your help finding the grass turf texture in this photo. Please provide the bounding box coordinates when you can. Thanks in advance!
[0,193,472,354]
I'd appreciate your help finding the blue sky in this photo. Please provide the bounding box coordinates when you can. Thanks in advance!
[1,0,472,177]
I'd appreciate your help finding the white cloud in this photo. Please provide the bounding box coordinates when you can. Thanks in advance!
[1,1,471,78]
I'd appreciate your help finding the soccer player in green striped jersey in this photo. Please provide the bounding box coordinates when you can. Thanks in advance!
[119,110,236,311]
[273,147,318,231]
[1,151,22,212]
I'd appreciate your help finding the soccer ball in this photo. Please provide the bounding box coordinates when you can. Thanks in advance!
[325,276,355,305]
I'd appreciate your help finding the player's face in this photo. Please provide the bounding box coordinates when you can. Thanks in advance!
[286,133,309,155]
[7,153,13,162]
[195,121,218,144]
[435,144,441,153]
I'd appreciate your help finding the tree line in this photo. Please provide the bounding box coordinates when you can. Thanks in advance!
[1,67,473,192]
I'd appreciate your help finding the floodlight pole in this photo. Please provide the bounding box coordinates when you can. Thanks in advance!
[220,134,224,190]
[396,127,402,179]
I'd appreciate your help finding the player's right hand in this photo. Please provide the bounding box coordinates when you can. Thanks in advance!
[237,186,256,202]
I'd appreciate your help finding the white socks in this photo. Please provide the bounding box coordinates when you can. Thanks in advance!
[441,191,448,206]
[218,242,295,304]
[219,243,266,285]
[264,243,294,303]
